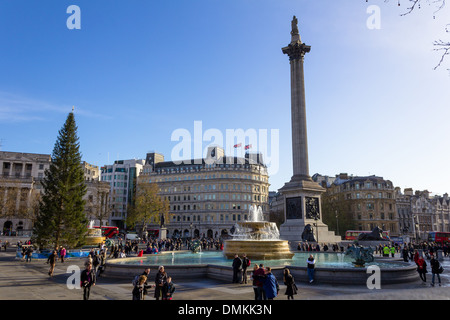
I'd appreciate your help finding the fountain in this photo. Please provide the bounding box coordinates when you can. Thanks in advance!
[84,221,106,246]
[223,206,295,260]
[345,245,374,268]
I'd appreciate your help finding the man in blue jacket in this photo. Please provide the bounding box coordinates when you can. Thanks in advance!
[263,267,279,300]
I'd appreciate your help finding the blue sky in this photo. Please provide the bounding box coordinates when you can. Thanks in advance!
[0,0,449,195]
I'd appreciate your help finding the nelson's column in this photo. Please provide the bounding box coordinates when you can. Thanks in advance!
[278,16,340,244]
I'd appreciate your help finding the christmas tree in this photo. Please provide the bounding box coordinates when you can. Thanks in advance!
[33,111,87,249]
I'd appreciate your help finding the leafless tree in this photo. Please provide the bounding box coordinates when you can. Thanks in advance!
[379,0,450,70]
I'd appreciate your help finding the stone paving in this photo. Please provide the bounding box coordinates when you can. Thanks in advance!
[1,248,450,300]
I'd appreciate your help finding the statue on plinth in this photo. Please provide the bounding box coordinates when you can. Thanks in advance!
[358,226,385,241]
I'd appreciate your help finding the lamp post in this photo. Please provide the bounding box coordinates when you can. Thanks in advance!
[335,210,339,236]
[314,216,319,243]
[412,214,420,244]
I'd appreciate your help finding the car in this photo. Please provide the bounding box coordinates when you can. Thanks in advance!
[126,233,141,241]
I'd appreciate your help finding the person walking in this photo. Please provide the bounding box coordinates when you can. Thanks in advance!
[416,256,428,284]
[92,251,101,276]
[97,249,107,278]
[262,267,279,300]
[430,254,443,287]
[232,254,242,284]
[307,254,315,283]
[283,268,297,300]
[241,254,250,284]
[47,250,58,277]
[80,261,96,300]
[154,266,168,300]
[413,249,420,265]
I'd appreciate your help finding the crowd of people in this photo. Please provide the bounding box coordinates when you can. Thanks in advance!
[131,266,175,300]
[297,242,344,252]
[231,252,317,300]
[9,234,450,300]
[107,236,224,259]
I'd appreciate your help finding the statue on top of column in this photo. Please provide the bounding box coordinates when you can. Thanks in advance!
[291,16,299,35]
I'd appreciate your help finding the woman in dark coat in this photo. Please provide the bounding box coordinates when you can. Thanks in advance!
[154,266,168,300]
[283,268,298,300]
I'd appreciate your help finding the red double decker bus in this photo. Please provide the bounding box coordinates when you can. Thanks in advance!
[428,232,450,244]
[94,226,119,239]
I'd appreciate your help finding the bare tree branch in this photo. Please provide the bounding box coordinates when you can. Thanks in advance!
[433,40,450,69]
[378,0,450,69]
[400,0,421,16]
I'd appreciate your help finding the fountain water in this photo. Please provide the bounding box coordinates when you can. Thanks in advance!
[223,206,294,260]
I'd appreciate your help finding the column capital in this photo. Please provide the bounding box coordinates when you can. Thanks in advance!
[282,42,311,61]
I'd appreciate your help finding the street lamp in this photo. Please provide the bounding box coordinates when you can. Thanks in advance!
[412,214,420,244]
[314,216,319,243]
[335,210,339,236]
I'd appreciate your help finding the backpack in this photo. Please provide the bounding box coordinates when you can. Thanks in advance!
[247,258,251,267]
[132,274,140,287]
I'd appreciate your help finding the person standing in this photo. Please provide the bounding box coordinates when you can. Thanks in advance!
[154,266,167,300]
[307,254,315,283]
[25,246,33,263]
[141,268,154,298]
[251,264,260,300]
[390,246,395,258]
[283,268,297,300]
[383,245,390,257]
[232,254,242,284]
[402,246,409,262]
[241,254,250,284]
[80,261,96,300]
[47,250,58,277]
[430,254,443,287]
[60,247,66,263]
[263,267,279,300]
[162,276,176,300]
[132,275,148,300]
[253,264,266,300]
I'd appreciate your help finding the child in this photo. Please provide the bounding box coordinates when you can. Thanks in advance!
[132,275,147,300]
[162,276,176,300]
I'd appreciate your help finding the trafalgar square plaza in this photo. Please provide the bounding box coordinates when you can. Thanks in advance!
[1,1,450,312]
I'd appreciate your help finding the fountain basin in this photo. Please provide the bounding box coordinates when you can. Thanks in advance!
[104,251,419,285]
[223,240,294,260]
